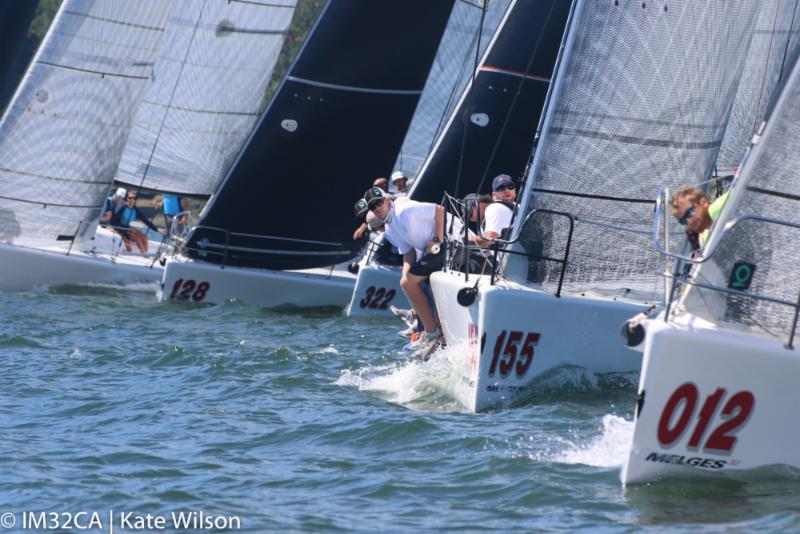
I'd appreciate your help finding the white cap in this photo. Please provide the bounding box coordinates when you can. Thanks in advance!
[391,170,408,183]
[115,187,127,198]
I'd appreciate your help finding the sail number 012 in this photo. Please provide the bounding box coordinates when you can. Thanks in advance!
[657,382,755,453]
[169,278,210,301]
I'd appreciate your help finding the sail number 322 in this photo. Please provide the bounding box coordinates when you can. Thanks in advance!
[359,286,396,310]
[169,278,210,301]
[657,382,754,453]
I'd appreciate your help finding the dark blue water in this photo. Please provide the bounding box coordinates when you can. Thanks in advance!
[2,285,799,532]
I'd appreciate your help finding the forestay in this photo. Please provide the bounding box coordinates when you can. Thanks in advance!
[516,0,761,300]
[394,0,510,178]
[716,0,800,174]
[684,50,800,344]
[116,0,296,197]
[185,0,455,271]
[0,0,171,249]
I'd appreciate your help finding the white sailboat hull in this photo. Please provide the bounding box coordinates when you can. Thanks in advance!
[622,314,800,485]
[0,241,162,291]
[430,270,646,411]
[346,263,409,318]
[160,258,356,308]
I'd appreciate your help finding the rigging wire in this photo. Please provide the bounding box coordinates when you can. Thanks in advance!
[452,0,488,198]
[471,0,561,196]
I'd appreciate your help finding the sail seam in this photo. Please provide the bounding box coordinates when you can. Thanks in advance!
[551,126,721,149]
[286,76,423,95]
[62,10,166,32]
[227,0,297,8]
[0,166,112,186]
[140,100,259,117]
[746,186,800,203]
[531,188,656,204]
[0,194,101,209]
[37,60,151,80]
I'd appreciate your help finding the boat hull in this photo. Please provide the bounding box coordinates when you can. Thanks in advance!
[622,315,800,485]
[0,242,162,291]
[346,263,409,318]
[161,258,356,308]
[430,270,646,411]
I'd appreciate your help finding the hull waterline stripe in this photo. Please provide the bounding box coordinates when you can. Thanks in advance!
[480,65,550,83]
[286,76,422,95]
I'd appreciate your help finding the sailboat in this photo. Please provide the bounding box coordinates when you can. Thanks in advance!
[0,0,298,291]
[347,0,572,318]
[159,0,456,307]
[0,0,172,291]
[623,2,800,485]
[428,0,762,412]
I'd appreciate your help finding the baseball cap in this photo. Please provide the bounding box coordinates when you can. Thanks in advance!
[364,186,385,205]
[391,170,408,182]
[491,174,514,192]
[115,187,127,198]
[354,198,368,219]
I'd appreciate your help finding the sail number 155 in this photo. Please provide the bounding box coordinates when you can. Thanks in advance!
[488,330,540,378]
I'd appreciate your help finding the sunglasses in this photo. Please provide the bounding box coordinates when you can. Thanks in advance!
[127,196,137,201]
[497,184,516,192]
[678,205,696,225]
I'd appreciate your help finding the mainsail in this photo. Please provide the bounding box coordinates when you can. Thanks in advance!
[394,0,511,178]
[516,0,761,300]
[685,49,800,343]
[185,0,455,271]
[409,0,571,203]
[115,0,296,197]
[716,0,800,174]
[0,0,171,248]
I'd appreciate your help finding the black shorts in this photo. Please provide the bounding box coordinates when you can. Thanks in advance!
[408,249,445,277]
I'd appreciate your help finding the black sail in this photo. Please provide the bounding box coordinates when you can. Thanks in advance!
[409,0,570,203]
[185,0,455,270]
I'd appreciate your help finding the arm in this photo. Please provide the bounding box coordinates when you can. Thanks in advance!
[135,207,164,234]
[425,204,445,253]
[353,222,368,240]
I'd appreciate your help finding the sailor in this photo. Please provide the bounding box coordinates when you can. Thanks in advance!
[670,185,730,248]
[106,191,165,253]
[362,186,445,357]
[373,176,390,193]
[470,174,517,247]
[160,193,189,235]
[100,187,127,219]
[390,170,411,196]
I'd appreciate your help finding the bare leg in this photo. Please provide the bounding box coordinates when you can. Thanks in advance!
[400,272,438,333]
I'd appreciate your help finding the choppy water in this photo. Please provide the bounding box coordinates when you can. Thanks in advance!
[2,285,800,532]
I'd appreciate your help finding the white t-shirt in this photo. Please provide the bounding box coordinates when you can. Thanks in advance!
[483,202,513,237]
[384,200,436,258]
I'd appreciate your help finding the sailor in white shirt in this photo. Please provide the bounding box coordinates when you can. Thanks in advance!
[470,174,517,246]
[361,187,444,356]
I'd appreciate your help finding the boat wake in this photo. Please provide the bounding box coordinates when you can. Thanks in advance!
[549,414,634,468]
[335,342,472,411]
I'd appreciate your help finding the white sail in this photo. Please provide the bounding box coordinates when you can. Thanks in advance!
[393,0,511,177]
[0,0,172,248]
[116,0,296,196]
[685,48,800,343]
[515,0,762,301]
[716,0,800,174]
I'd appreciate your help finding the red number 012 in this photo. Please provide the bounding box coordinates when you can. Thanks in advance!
[488,330,540,378]
[657,382,755,452]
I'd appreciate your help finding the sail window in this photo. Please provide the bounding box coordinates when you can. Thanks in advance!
[281,119,298,132]
[470,113,489,127]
